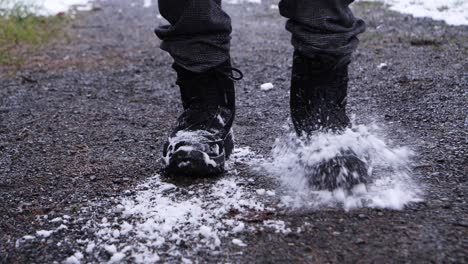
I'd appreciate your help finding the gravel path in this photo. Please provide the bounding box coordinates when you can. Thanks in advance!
[0,0,467,263]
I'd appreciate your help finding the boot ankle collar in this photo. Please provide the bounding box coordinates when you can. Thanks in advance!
[294,51,351,72]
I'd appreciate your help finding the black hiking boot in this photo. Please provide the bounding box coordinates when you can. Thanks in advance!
[163,60,242,176]
[290,51,368,190]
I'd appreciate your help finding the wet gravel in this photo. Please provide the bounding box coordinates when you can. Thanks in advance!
[0,0,467,263]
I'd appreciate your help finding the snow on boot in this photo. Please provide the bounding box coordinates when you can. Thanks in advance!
[163,60,242,176]
[290,51,368,190]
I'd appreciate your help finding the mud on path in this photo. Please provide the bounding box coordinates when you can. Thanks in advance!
[0,0,467,263]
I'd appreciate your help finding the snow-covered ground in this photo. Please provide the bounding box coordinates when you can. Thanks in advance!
[360,0,467,26]
[227,0,468,26]
[2,0,467,26]
[0,0,93,16]
[21,125,424,262]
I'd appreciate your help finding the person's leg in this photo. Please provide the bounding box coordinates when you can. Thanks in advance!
[156,0,232,72]
[279,0,368,190]
[156,0,241,176]
[278,0,365,60]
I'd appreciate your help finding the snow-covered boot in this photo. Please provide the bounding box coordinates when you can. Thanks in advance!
[163,60,242,176]
[290,51,368,190]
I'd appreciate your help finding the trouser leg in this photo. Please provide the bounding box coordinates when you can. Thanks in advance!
[155,0,232,73]
[279,0,365,59]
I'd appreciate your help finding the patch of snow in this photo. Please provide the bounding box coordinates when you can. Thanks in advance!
[108,252,126,264]
[360,0,468,26]
[63,251,84,264]
[232,222,245,233]
[202,152,217,167]
[104,244,117,254]
[57,224,68,230]
[377,62,388,70]
[163,130,221,165]
[85,242,95,253]
[216,114,226,126]
[224,0,261,4]
[50,217,63,223]
[71,147,268,262]
[36,230,54,238]
[260,82,275,91]
[256,189,266,195]
[263,220,291,234]
[143,0,152,8]
[232,238,247,247]
[1,0,94,16]
[181,258,193,264]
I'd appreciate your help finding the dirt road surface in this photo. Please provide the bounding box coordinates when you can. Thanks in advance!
[1,0,467,263]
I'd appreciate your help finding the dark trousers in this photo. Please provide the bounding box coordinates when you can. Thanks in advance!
[155,0,365,72]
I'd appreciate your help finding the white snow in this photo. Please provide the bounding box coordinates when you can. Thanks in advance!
[26,136,421,263]
[216,114,226,126]
[360,0,468,26]
[143,0,152,8]
[270,4,279,10]
[63,251,84,264]
[232,238,247,247]
[262,124,423,211]
[108,252,126,264]
[232,222,245,233]
[57,224,68,230]
[263,220,291,234]
[104,244,117,254]
[227,0,467,25]
[0,0,94,16]
[202,152,217,167]
[164,130,221,166]
[85,242,95,253]
[36,230,54,238]
[224,0,261,4]
[50,217,63,223]
[377,62,388,70]
[67,147,269,262]
[260,83,275,91]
